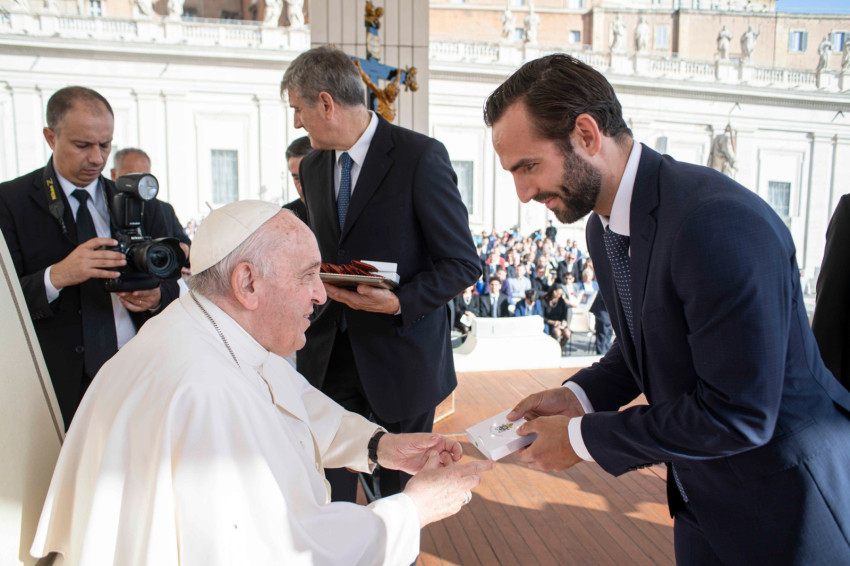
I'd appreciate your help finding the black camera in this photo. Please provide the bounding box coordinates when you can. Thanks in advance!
[101,173,186,292]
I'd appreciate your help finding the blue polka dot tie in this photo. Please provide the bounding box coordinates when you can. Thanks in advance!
[602,225,634,340]
[337,152,353,229]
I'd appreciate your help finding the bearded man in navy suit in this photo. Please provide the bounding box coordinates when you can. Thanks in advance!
[487,54,850,564]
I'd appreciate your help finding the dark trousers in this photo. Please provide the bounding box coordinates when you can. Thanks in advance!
[322,330,436,503]
[594,310,613,355]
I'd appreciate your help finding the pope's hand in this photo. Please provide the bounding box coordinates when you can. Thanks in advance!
[507,386,585,422]
[516,415,581,472]
[403,451,495,528]
[377,432,462,475]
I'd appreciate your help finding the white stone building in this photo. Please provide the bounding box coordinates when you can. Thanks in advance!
[1,0,849,282]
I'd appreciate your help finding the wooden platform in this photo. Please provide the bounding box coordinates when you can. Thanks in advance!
[419,368,674,565]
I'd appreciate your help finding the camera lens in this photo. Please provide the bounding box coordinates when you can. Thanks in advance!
[149,248,170,270]
[145,242,179,278]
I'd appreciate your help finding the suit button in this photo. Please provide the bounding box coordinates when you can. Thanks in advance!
[74,345,84,353]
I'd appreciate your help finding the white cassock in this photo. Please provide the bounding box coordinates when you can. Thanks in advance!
[31,293,420,565]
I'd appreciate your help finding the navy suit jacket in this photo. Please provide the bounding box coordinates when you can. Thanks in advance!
[296,116,480,422]
[0,164,180,429]
[570,146,850,562]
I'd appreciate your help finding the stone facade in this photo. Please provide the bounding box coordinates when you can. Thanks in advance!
[1,0,849,281]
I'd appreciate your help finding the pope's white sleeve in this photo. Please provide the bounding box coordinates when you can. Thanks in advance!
[170,381,420,566]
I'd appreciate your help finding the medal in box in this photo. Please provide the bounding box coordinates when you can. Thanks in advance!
[466,409,537,461]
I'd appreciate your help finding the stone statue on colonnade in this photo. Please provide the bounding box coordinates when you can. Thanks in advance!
[610,15,626,53]
[708,124,738,179]
[717,25,733,60]
[524,3,540,45]
[501,5,515,42]
[286,0,304,27]
[816,35,833,73]
[635,16,649,53]
[740,26,759,61]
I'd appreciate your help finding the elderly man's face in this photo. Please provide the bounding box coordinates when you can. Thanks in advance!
[256,215,326,357]
[288,91,333,151]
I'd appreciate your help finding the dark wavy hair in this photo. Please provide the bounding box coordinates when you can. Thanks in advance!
[483,54,632,152]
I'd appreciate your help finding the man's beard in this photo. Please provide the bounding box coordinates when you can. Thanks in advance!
[535,149,602,224]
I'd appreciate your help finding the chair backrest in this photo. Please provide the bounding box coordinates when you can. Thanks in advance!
[568,309,595,333]
[0,232,63,565]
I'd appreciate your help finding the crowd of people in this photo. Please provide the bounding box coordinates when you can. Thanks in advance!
[451,224,611,354]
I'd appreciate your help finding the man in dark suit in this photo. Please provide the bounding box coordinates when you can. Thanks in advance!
[280,47,480,502]
[588,293,612,355]
[110,147,192,249]
[812,194,850,390]
[486,55,850,564]
[480,278,510,318]
[282,136,312,224]
[0,86,180,430]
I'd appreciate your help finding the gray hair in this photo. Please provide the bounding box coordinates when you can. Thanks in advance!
[280,46,366,108]
[188,214,285,299]
[113,147,151,171]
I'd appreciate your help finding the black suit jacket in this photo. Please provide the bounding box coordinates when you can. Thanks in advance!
[477,293,509,318]
[570,146,850,561]
[297,116,479,422]
[0,164,180,428]
[812,194,850,390]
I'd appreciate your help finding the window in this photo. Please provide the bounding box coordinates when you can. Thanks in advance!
[832,31,847,52]
[452,160,475,215]
[569,30,581,44]
[514,28,525,42]
[655,26,670,49]
[89,0,102,17]
[768,181,791,219]
[568,0,583,8]
[789,30,808,52]
[510,0,526,6]
[655,136,668,154]
[211,150,239,204]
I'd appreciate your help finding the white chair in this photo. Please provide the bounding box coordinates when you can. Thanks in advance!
[567,308,596,354]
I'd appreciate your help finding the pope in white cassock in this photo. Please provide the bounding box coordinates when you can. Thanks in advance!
[31,200,493,565]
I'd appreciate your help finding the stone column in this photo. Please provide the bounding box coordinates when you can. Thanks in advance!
[255,95,286,204]
[309,0,429,134]
[801,133,835,275]
[7,82,48,175]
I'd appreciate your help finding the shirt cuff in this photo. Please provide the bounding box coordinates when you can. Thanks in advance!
[44,266,60,303]
[563,381,595,414]
[568,417,594,462]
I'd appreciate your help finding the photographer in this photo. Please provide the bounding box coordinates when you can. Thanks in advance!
[0,86,180,430]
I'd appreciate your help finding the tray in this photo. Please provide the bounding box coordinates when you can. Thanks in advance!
[320,272,399,290]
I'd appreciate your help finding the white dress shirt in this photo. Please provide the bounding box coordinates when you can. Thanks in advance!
[333,111,379,199]
[45,173,136,348]
[566,141,643,462]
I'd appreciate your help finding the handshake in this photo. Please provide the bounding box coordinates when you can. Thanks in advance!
[376,432,495,527]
